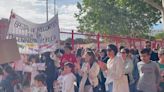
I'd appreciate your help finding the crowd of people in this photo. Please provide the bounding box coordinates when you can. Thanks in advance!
[0,41,164,92]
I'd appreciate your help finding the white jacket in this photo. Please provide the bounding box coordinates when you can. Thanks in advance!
[104,56,129,92]
[79,62,100,92]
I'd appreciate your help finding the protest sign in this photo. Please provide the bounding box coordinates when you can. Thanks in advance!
[7,12,60,54]
[0,39,20,64]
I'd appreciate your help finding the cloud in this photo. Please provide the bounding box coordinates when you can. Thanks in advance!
[0,0,79,30]
[0,0,46,22]
[48,3,79,30]
[57,4,79,30]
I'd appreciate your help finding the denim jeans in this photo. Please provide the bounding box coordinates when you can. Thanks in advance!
[129,82,138,92]
[93,85,100,92]
[106,82,113,92]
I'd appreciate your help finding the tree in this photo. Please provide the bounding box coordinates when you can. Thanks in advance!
[143,0,164,26]
[154,32,164,39]
[75,0,161,37]
[138,33,155,40]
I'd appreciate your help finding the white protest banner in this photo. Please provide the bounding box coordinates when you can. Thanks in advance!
[0,39,20,64]
[7,12,60,54]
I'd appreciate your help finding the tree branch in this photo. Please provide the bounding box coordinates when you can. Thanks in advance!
[162,0,164,8]
[144,0,163,11]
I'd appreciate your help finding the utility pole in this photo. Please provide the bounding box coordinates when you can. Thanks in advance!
[54,0,56,16]
[46,0,48,22]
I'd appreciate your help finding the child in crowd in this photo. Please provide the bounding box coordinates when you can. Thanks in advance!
[137,48,160,92]
[31,74,47,92]
[29,55,39,86]
[54,62,76,92]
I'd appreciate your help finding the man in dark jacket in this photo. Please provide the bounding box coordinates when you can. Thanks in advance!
[43,52,59,92]
[145,41,159,61]
[99,49,109,92]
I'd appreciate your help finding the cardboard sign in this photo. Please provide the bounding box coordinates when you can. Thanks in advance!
[0,39,20,64]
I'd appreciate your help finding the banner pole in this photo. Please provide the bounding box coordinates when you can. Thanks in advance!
[72,30,74,50]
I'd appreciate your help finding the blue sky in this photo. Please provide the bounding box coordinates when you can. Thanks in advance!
[152,23,163,30]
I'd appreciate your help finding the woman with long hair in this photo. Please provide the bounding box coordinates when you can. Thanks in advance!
[99,44,129,92]
[77,49,100,92]
[120,48,135,92]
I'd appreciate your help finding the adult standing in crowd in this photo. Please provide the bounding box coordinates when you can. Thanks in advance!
[157,48,164,92]
[145,40,159,61]
[76,47,85,67]
[43,52,58,92]
[99,49,109,92]
[120,48,134,92]
[99,49,109,63]
[137,48,160,92]
[60,43,77,68]
[77,49,100,92]
[129,48,139,92]
[99,44,129,92]
[50,49,64,68]
[75,47,85,89]
[130,46,139,56]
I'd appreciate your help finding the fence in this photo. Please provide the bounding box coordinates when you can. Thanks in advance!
[0,28,164,51]
[60,30,164,51]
